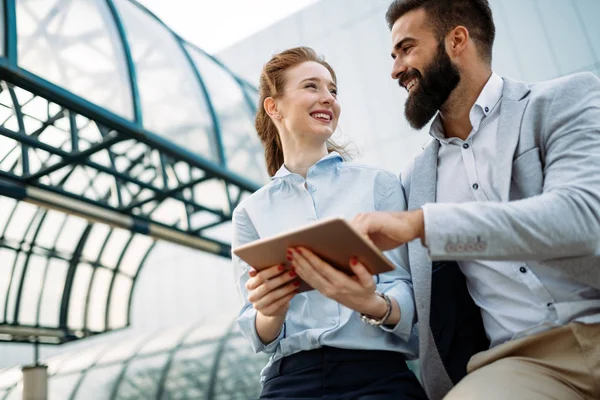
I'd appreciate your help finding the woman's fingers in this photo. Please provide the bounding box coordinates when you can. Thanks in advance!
[253,280,299,312]
[245,264,285,291]
[348,258,375,289]
[247,268,298,302]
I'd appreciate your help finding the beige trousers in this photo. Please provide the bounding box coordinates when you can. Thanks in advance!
[444,322,600,400]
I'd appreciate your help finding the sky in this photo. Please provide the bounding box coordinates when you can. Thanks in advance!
[136,0,322,54]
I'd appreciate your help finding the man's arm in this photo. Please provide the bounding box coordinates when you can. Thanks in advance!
[354,73,600,262]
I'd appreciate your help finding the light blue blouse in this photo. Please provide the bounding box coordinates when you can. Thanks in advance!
[232,152,417,381]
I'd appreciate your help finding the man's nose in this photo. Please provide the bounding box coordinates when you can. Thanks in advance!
[391,58,407,80]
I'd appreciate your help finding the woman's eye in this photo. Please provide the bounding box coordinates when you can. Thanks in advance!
[305,83,317,89]
[329,89,338,96]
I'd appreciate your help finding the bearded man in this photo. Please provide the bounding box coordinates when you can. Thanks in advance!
[351,0,600,399]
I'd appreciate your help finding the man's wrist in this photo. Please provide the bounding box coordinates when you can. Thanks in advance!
[410,208,426,245]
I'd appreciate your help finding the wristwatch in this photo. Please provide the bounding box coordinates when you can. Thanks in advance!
[360,292,392,326]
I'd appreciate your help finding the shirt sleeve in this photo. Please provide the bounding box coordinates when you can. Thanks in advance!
[232,206,284,354]
[373,173,416,342]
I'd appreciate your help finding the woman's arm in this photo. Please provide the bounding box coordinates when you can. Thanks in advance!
[233,207,298,352]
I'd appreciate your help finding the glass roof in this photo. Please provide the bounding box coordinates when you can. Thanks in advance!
[0,0,268,344]
[0,317,269,399]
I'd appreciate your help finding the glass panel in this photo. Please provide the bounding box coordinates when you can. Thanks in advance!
[16,0,134,119]
[82,224,110,263]
[0,249,17,323]
[18,254,46,325]
[185,46,268,184]
[108,274,132,329]
[67,263,93,330]
[118,234,153,277]
[100,228,131,269]
[55,215,88,254]
[48,372,81,400]
[73,363,122,400]
[0,198,17,236]
[137,324,191,355]
[213,334,267,399]
[38,258,69,327]
[162,344,216,397]
[4,202,37,242]
[57,342,109,374]
[96,333,147,364]
[5,252,26,323]
[0,368,21,390]
[35,210,66,250]
[113,0,218,160]
[87,267,113,332]
[113,353,168,399]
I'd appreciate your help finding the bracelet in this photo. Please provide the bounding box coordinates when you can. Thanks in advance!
[360,292,392,326]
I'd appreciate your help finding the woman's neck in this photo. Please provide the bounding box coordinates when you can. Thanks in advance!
[282,141,329,178]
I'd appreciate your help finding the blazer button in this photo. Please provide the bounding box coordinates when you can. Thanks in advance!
[519,266,527,273]
[456,243,465,252]
[475,242,486,251]
[465,243,475,252]
[445,243,455,253]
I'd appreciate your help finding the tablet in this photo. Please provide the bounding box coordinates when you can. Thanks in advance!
[233,217,395,289]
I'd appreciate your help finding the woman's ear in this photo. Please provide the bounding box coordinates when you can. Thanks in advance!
[264,97,280,120]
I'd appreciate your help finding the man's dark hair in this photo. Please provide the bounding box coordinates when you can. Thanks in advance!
[386,0,495,64]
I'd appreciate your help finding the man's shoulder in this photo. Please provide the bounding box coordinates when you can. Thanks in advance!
[524,72,600,99]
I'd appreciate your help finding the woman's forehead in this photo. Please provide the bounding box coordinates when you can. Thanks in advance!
[285,61,335,85]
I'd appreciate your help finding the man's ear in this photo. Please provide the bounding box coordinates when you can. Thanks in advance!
[264,97,280,120]
[446,26,469,57]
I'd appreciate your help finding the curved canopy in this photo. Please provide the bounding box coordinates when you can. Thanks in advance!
[0,0,267,344]
[0,317,268,399]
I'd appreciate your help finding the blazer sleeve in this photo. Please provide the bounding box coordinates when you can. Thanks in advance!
[232,206,284,354]
[423,72,600,261]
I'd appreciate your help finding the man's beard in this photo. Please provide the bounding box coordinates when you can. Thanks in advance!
[403,41,461,129]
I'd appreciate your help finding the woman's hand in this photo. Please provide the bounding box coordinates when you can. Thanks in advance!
[246,264,300,317]
[288,247,389,319]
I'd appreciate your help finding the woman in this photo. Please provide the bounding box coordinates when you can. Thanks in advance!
[232,47,426,399]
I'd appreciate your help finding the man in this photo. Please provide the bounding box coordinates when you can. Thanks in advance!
[352,0,600,399]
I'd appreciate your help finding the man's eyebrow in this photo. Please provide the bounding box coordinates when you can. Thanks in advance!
[391,37,416,57]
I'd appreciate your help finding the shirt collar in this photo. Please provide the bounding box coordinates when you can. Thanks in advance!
[429,72,504,143]
[272,151,343,180]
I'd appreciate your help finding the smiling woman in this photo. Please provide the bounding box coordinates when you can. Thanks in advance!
[231,47,428,399]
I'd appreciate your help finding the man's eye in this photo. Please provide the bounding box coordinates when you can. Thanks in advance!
[403,46,413,54]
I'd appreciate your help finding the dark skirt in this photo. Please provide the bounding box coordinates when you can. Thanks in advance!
[259,347,427,400]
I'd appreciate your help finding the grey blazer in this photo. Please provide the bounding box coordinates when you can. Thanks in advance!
[402,72,600,400]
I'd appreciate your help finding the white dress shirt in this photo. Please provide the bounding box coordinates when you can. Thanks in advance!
[425,73,600,346]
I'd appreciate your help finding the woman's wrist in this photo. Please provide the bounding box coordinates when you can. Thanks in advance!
[359,293,389,319]
[255,312,286,344]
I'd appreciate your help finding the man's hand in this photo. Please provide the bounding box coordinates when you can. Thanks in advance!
[351,209,425,251]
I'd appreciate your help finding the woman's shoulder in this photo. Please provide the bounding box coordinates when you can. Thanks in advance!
[232,180,278,217]
[338,161,399,182]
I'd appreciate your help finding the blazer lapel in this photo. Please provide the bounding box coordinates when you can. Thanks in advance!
[496,78,531,201]
[409,141,454,399]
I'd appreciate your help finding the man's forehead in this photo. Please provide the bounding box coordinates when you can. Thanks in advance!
[391,8,429,44]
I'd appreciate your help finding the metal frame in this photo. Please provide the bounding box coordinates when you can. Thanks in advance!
[0,0,265,345]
